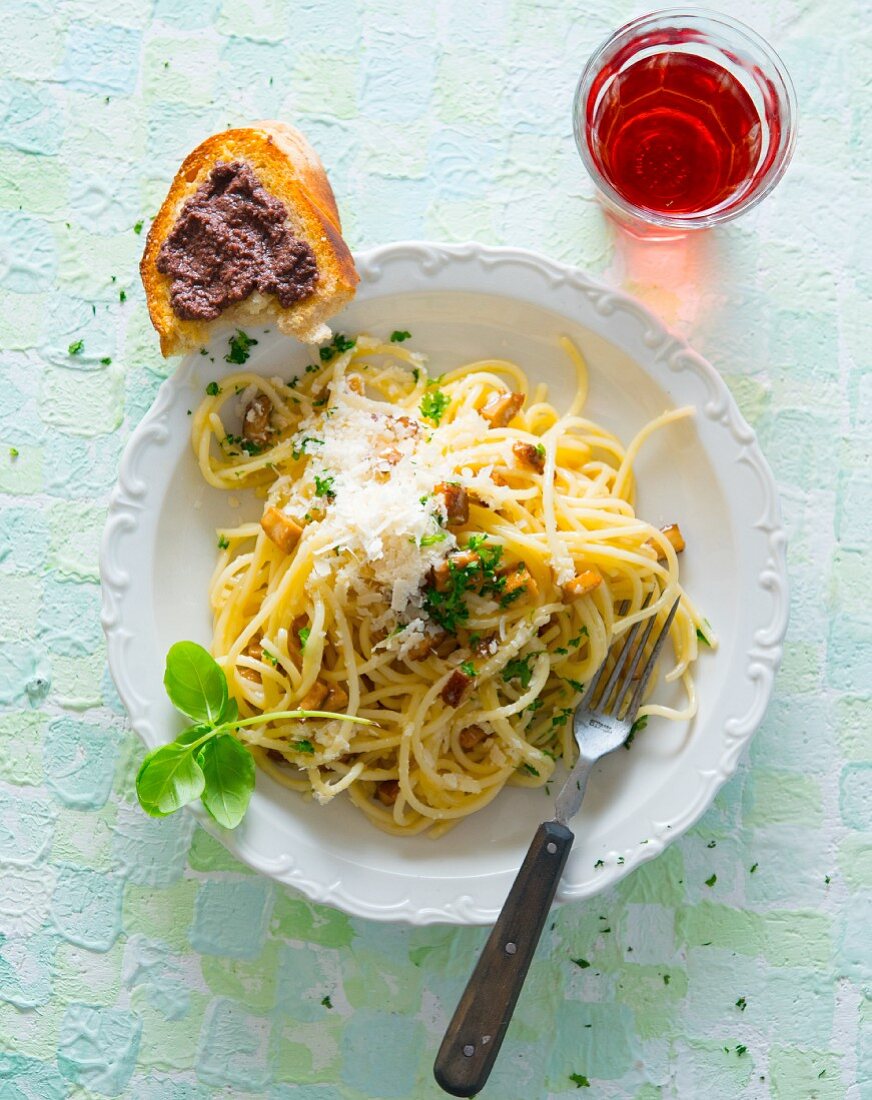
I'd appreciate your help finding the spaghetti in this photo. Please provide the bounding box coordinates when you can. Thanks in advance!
[191,335,712,836]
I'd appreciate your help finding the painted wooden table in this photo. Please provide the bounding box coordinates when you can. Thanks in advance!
[0,0,868,1096]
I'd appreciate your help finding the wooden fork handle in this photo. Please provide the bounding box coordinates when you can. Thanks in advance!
[433,820,574,1097]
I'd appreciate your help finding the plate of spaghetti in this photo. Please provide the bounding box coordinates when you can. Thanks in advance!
[102,242,788,923]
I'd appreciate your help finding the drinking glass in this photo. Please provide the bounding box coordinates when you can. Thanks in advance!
[573,9,797,234]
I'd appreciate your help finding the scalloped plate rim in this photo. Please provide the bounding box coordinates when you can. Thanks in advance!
[100,240,788,925]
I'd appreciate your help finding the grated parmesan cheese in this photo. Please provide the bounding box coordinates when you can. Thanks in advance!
[278,394,466,617]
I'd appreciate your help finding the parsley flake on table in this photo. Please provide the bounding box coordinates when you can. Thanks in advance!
[569,1073,590,1088]
[390,330,411,342]
[205,381,221,396]
[68,339,84,355]
[705,873,717,887]
[133,219,144,234]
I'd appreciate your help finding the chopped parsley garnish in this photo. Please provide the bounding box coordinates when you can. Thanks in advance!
[520,762,539,777]
[320,995,333,1009]
[594,859,604,868]
[292,437,323,460]
[223,434,263,455]
[624,714,648,749]
[696,627,711,646]
[736,997,747,1011]
[750,862,758,873]
[460,660,476,677]
[535,442,546,458]
[420,388,450,425]
[412,368,420,382]
[502,653,537,689]
[424,562,474,633]
[568,628,589,646]
[550,707,573,730]
[565,678,585,693]
[663,974,670,985]
[100,356,112,365]
[571,957,590,969]
[313,393,329,407]
[205,381,221,396]
[262,650,278,667]
[390,330,411,342]
[9,447,19,458]
[225,330,258,364]
[68,339,84,356]
[217,534,229,550]
[133,220,143,234]
[735,1045,747,1057]
[420,531,447,547]
[298,627,310,649]
[422,536,507,633]
[319,333,356,361]
[569,1073,590,1088]
[295,739,315,754]
[119,289,127,302]
[705,873,717,887]
[314,474,336,500]
[500,585,526,608]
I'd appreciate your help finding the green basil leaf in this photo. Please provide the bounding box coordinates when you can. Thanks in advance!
[198,733,255,829]
[164,641,228,724]
[136,743,205,817]
[174,724,211,747]
[222,697,239,724]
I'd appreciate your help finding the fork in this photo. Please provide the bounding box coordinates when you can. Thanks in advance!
[433,596,681,1098]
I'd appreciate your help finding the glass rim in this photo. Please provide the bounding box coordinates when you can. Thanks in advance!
[572,7,798,229]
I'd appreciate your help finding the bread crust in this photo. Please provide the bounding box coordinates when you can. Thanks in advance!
[141,122,358,357]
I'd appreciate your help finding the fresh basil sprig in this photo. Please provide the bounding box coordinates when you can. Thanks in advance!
[136,641,372,829]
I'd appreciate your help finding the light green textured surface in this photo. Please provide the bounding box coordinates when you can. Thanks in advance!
[0,1,870,1097]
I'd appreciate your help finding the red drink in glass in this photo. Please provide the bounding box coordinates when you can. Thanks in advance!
[573,11,797,233]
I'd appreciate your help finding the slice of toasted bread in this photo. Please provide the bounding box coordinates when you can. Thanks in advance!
[141,121,358,357]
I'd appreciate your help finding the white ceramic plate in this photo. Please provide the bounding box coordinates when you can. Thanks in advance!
[101,242,788,925]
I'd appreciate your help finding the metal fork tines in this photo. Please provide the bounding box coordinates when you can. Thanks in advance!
[554,594,680,826]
